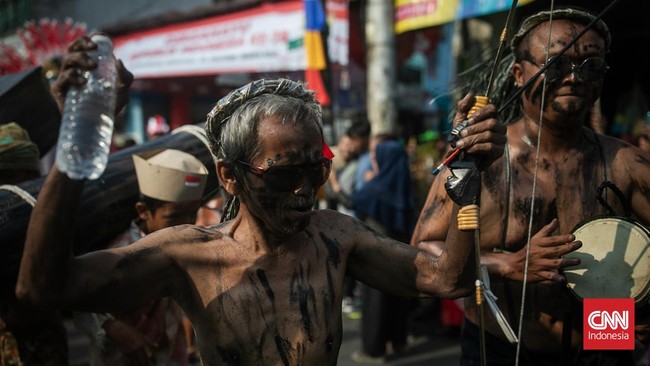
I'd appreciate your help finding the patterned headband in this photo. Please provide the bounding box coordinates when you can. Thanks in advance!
[205,78,318,156]
[511,8,611,54]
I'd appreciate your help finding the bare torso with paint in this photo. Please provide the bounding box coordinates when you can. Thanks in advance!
[88,206,434,366]
[413,120,650,353]
[135,214,355,365]
[471,123,614,352]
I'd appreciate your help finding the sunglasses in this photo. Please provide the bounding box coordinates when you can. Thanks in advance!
[527,55,609,82]
[235,157,332,192]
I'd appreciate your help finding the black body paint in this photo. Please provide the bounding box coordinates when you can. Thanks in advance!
[290,264,316,342]
[115,247,161,270]
[256,269,275,302]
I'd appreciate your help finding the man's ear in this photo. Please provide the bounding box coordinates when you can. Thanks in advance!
[513,62,524,87]
[135,202,151,221]
[217,159,240,195]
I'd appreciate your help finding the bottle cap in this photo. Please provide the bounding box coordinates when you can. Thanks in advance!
[90,33,113,50]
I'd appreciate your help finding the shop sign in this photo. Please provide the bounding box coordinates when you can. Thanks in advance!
[395,0,535,34]
[114,1,306,78]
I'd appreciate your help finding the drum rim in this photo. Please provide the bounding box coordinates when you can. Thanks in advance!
[565,215,650,306]
[569,215,650,236]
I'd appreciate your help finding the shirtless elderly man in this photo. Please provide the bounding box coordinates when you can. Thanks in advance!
[412,8,650,365]
[16,38,506,365]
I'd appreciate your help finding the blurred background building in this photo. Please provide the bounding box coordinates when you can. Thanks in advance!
[1,0,649,153]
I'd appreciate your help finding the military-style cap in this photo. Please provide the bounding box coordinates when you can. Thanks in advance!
[0,122,40,171]
[133,149,208,202]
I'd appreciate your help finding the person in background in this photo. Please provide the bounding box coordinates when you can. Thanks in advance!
[325,118,371,214]
[146,114,170,141]
[633,117,650,153]
[0,122,41,185]
[0,122,68,366]
[323,118,371,315]
[637,125,650,153]
[74,149,208,366]
[188,186,230,364]
[195,189,229,227]
[350,139,417,363]
[0,34,133,365]
[412,8,650,365]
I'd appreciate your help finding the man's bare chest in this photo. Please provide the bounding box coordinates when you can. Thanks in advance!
[186,256,344,365]
[482,162,608,250]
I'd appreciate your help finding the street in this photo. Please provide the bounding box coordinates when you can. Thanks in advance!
[337,313,461,366]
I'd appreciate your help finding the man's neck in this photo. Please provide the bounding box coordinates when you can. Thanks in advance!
[518,114,586,153]
[231,210,303,256]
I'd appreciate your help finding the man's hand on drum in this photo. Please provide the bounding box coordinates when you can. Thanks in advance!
[502,219,582,282]
[51,35,133,115]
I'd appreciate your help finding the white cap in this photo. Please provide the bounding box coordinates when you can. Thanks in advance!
[132,149,208,202]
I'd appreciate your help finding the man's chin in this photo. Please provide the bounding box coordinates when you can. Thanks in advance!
[551,98,589,117]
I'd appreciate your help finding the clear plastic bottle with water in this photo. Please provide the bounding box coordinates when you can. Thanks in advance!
[56,34,117,180]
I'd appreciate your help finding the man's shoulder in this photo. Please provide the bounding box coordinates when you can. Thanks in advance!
[310,209,362,227]
[597,133,650,160]
[145,223,232,249]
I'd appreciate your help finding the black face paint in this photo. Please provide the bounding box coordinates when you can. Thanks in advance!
[528,79,548,105]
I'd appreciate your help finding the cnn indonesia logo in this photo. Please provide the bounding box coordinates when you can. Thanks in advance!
[583,298,634,350]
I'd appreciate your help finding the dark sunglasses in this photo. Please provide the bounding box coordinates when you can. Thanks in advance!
[527,55,608,82]
[235,157,332,192]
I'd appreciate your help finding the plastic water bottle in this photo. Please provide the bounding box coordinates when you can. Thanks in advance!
[56,34,117,180]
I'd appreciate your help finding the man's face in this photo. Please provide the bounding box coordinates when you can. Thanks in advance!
[237,115,326,238]
[338,135,367,162]
[142,200,201,233]
[337,135,354,162]
[515,19,607,126]
[347,136,367,160]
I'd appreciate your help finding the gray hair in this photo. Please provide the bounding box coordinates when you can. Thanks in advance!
[511,7,611,61]
[206,78,323,163]
[204,78,324,221]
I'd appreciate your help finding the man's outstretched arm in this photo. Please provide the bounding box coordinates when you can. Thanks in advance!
[16,166,181,312]
[16,168,83,306]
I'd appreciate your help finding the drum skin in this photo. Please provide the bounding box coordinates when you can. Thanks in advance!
[565,217,650,305]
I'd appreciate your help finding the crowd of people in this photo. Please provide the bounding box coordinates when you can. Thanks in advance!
[0,6,649,366]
